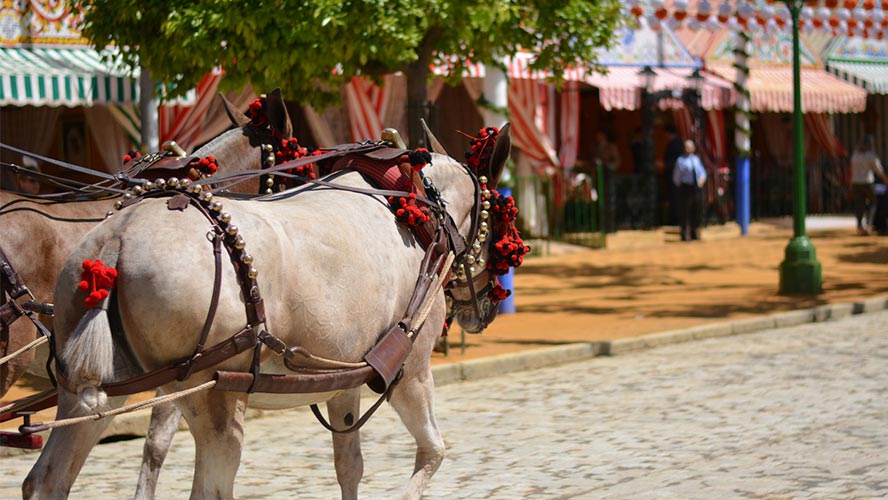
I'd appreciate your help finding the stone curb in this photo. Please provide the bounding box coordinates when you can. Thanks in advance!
[5,294,887,457]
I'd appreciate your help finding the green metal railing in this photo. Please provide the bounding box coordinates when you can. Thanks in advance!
[513,164,607,254]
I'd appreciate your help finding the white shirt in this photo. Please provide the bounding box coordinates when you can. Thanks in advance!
[851,151,884,185]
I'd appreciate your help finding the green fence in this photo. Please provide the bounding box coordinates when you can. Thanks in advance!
[514,165,607,254]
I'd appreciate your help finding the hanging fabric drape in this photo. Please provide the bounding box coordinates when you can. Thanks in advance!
[108,71,225,153]
[158,70,224,151]
[507,78,559,170]
[83,105,132,172]
[345,75,393,142]
[558,82,581,174]
[803,113,846,159]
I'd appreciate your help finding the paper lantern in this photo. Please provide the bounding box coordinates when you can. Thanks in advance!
[667,17,683,29]
[631,6,644,17]
[650,0,664,10]
[816,7,832,21]
[687,17,702,31]
[647,15,663,30]
[674,9,688,21]
[655,8,668,19]
[853,8,868,22]
[737,2,755,19]
[863,0,876,9]
[760,4,775,19]
[799,6,814,19]
[718,1,733,17]
[836,8,851,21]
[829,15,840,27]
[825,0,839,7]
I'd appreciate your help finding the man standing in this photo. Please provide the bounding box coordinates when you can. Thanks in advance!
[850,135,888,235]
[672,140,707,241]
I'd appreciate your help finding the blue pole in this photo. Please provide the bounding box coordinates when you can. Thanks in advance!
[735,156,750,235]
[498,186,516,314]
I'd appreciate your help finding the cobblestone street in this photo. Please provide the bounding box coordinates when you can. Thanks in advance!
[2,310,888,499]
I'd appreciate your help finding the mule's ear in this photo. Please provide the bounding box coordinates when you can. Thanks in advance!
[420,118,448,156]
[220,92,250,128]
[488,123,511,186]
[265,88,293,138]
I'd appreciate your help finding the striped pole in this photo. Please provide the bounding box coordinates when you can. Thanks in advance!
[733,32,751,236]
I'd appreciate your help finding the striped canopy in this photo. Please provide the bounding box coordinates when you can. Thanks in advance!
[708,64,869,114]
[826,61,888,95]
[0,46,138,107]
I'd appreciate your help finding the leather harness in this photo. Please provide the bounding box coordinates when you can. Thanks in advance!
[15,142,490,435]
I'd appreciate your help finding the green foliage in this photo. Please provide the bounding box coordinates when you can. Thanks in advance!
[73,0,622,107]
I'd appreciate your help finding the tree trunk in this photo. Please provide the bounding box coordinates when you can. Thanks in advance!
[405,61,429,149]
[403,28,442,149]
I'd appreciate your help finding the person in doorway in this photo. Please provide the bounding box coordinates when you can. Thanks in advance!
[592,130,621,171]
[14,156,41,195]
[850,134,888,235]
[672,140,707,241]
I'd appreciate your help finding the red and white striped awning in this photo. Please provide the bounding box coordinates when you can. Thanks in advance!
[585,66,734,111]
[708,64,868,113]
[433,54,734,111]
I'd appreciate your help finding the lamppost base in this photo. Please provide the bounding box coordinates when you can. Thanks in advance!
[779,236,822,295]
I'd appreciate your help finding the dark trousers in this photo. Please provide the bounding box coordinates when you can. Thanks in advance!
[853,183,876,230]
[677,184,702,240]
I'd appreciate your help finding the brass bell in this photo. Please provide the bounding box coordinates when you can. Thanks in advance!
[211,201,223,212]
[480,210,489,220]
[242,253,253,265]
[220,212,232,223]
[265,177,274,187]
[478,233,487,243]
[472,242,481,252]
[168,177,180,189]
[466,255,476,264]
[482,200,491,210]
[133,185,143,195]
[123,191,133,200]
[105,211,114,218]
[477,258,485,267]
[247,267,258,279]
[191,184,203,194]
[227,225,239,236]
[480,222,488,231]
[265,188,273,194]
[201,191,213,203]
[481,189,491,198]
[264,144,274,152]
[144,181,155,191]
[113,201,123,210]
[180,178,191,190]
[235,236,246,250]
[155,178,167,190]
[479,175,488,184]
[266,155,275,166]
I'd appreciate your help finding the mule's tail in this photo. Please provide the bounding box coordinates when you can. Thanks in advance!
[60,257,119,413]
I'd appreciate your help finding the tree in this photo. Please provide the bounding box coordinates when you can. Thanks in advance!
[75,0,622,146]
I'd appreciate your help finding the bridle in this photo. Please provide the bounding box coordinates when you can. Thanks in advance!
[442,165,500,331]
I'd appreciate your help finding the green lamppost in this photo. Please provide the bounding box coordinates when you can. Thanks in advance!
[778,0,822,294]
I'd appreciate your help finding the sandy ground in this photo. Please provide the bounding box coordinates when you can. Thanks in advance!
[3,217,887,429]
[434,218,888,363]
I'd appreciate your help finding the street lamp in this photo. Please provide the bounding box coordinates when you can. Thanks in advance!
[778,0,822,294]
[635,65,662,227]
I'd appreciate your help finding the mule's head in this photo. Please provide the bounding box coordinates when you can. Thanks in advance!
[191,88,293,193]
[424,123,527,334]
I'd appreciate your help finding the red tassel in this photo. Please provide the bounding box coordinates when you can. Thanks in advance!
[78,259,118,308]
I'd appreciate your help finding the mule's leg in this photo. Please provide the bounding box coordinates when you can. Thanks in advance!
[326,389,364,500]
[389,367,445,500]
[23,390,127,499]
[134,401,182,500]
[175,389,247,500]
